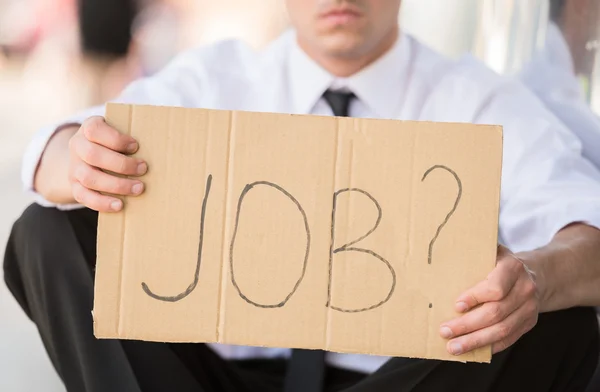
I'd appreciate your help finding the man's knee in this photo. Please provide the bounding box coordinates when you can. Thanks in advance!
[3,203,66,317]
[11,203,68,242]
[3,204,88,285]
[529,307,599,364]
[536,307,599,338]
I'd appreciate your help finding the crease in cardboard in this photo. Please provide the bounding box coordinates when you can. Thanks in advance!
[493,126,504,246]
[407,125,423,356]
[405,126,418,268]
[340,133,354,307]
[425,287,433,359]
[324,118,341,352]
[378,300,385,355]
[203,110,215,341]
[116,104,134,336]
[216,111,235,343]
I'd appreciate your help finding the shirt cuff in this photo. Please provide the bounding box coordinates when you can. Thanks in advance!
[544,202,600,240]
[21,105,105,209]
[501,201,600,253]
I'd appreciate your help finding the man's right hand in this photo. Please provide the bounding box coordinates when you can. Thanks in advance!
[68,116,148,212]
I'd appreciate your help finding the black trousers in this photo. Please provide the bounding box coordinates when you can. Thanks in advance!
[4,204,600,392]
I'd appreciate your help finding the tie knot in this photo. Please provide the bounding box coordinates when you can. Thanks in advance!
[323,90,355,117]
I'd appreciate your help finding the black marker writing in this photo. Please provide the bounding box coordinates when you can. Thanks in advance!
[327,188,396,313]
[230,181,310,308]
[142,174,213,302]
[421,165,462,264]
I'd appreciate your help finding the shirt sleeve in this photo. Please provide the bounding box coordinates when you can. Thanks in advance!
[22,49,208,209]
[476,81,600,252]
[21,105,105,210]
[524,78,600,170]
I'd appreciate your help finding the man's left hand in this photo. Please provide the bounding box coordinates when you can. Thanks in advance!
[439,245,541,356]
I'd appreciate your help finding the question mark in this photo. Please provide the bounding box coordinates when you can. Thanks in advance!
[421,165,462,265]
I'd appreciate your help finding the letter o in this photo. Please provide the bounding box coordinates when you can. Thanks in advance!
[229,181,310,308]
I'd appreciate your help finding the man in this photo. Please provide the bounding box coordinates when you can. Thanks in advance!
[5,0,600,391]
[519,0,600,168]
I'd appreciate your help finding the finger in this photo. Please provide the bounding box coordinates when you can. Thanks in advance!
[72,162,145,196]
[454,250,522,313]
[72,182,124,212]
[445,301,537,356]
[74,138,147,176]
[442,268,537,339]
[492,315,537,354]
[441,292,521,339]
[82,116,139,154]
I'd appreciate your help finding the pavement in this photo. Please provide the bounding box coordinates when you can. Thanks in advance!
[0,60,68,392]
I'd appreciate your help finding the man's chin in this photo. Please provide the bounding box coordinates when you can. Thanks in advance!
[319,32,366,57]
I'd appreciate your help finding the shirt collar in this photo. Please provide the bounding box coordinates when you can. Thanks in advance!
[287,30,410,118]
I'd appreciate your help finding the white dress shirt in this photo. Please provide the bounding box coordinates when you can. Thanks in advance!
[519,22,600,169]
[22,29,600,374]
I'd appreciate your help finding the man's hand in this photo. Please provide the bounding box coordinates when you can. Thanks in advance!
[68,116,148,212]
[439,245,541,356]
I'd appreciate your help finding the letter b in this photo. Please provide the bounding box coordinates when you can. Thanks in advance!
[327,188,396,313]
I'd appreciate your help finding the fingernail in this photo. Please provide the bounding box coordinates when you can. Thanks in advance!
[131,183,143,195]
[110,200,123,211]
[127,142,138,153]
[440,326,453,339]
[137,162,147,175]
[449,342,463,355]
[456,301,469,313]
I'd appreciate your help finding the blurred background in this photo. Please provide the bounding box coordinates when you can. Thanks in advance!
[0,0,598,390]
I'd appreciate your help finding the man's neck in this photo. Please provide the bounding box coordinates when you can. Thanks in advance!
[298,28,399,78]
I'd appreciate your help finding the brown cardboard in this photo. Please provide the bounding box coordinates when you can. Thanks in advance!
[94,103,503,363]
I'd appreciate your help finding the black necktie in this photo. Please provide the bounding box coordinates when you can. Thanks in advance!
[283,90,355,392]
[323,89,355,117]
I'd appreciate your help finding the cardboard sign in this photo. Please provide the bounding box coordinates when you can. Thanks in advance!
[93,103,502,363]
